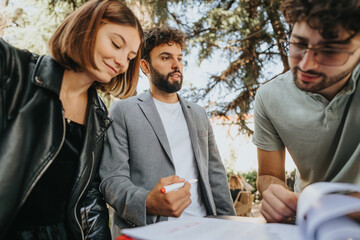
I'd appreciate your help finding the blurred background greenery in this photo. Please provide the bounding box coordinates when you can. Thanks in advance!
[1,0,296,194]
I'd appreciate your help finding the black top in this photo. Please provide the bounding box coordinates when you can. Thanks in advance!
[8,120,84,239]
[1,39,111,239]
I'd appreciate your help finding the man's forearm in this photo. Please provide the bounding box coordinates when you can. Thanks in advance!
[257,175,287,194]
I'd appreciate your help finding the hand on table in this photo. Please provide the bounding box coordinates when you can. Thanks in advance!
[261,184,300,223]
[347,192,360,222]
[146,175,191,218]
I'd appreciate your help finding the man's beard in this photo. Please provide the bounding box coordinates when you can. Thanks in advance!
[149,64,183,93]
[292,62,357,93]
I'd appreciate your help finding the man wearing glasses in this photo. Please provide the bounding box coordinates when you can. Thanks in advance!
[253,0,360,223]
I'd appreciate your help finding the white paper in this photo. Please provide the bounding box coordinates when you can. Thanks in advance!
[122,216,301,240]
[121,182,360,240]
[297,182,360,240]
[317,216,360,240]
[296,182,360,226]
[305,194,360,239]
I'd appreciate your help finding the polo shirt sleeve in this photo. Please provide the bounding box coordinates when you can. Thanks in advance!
[252,85,285,151]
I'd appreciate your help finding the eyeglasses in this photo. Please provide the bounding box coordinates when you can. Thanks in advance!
[281,40,358,66]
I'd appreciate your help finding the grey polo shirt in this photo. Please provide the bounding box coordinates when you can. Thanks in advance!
[253,64,360,192]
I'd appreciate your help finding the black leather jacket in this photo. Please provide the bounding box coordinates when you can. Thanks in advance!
[0,39,111,239]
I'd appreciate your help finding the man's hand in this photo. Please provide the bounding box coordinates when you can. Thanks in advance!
[347,192,360,222]
[261,184,300,223]
[146,175,191,217]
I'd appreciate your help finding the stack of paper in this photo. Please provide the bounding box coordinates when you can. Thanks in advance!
[121,182,360,240]
[297,182,360,240]
[122,216,301,240]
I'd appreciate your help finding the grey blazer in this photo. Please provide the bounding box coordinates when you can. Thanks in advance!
[99,91,235,233]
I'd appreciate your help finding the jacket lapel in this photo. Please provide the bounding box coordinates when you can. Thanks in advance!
[84,87,112,149]
[70,87,112,196]
[32,56,64,95]
[137,92,174,163]
[179,97,216,214]
[178,96,202,172]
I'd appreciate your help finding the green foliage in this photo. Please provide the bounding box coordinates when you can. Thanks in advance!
[241,170,262,203]
[227,170,259,203]
[241,170,258,194]
[1,0,74,54]
[134,0,291,135]
[286,168,296,192]
[227,169,296,203]
[1,0,292,136]
[48,0,86,10]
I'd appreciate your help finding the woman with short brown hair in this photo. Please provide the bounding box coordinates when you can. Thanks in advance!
[0,0,143,239]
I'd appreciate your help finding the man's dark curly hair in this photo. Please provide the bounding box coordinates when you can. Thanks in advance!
[281,0,360,39]
[141,26,186,62]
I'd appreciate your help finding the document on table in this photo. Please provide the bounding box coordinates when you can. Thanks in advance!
[121,182,360,240]
[297,182,360,240]
[121,216,301,240]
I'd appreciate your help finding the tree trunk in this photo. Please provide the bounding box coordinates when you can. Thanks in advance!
[266,0,290,72]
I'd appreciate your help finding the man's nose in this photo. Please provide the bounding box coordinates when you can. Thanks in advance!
[171,59,181,70]
[298,49,318,71]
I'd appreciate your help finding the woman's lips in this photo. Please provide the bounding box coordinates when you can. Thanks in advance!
[104,62,117,75]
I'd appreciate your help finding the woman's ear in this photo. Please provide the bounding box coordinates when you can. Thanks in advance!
[140,59,150,75]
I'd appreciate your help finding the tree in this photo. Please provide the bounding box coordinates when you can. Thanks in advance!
[135,0,290,135]
[0,0,75,54]
[2,0,291,135]
[0,1,8,36]
[48,0,290,135]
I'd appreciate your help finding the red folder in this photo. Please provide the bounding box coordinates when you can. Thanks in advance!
[116,235,136,240]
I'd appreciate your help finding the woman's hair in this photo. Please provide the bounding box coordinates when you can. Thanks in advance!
[48,0,144,98]
[281,0,360,39]
[141,26,186,63]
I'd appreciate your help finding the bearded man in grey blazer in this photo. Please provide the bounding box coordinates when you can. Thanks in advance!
[100,26,235,236]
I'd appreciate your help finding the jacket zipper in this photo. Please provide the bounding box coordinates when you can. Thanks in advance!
[19,109,66,207]
[74,151,95,240]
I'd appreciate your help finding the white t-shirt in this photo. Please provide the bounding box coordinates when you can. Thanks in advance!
[153,98,207,218]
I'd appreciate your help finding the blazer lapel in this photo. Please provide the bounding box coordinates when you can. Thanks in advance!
[178,96,203,171]
[137,92,174,163]
[179,96,216,214]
